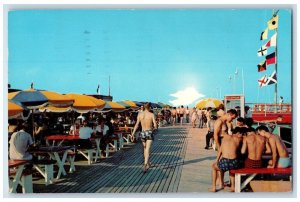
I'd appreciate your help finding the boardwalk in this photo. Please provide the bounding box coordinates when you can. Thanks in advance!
[33,125,221,193]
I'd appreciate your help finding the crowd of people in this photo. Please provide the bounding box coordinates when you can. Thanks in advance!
[206,107,291,192]
[8,110,139,162]
[8,102,291,190]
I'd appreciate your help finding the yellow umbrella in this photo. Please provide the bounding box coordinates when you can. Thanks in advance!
[8,100,26,118]
[195,98,223,109]
[8,89,74,108]
[39,90,74,106]
[39,106,73,113]
[122,100,138,109]
[66,93,105,113]
[102,101,126,112]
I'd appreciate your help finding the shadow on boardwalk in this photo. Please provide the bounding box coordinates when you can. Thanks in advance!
[34,126,191,193]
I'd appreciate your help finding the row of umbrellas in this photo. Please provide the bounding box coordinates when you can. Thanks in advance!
[8,89,172,119]
[8,88,224,119]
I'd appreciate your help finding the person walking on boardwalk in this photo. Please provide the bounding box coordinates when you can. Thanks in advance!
[171,107,177,126]
[179,105,185,125]
[131,103,158,173]
[191,107,198,128]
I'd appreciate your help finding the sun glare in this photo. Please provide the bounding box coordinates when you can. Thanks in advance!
[169,87,205,107]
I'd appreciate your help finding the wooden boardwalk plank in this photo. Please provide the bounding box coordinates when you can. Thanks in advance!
[136,129,186,193]
[32,125,211,193]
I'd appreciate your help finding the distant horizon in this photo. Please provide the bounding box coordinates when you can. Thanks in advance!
[7,9,292,107]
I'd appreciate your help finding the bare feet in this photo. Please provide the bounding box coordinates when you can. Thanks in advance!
[218,186,224,190]
[224,186,235,192]
[143,163,150,173]
[208,188,217,192]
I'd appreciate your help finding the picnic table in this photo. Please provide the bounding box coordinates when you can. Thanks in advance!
[45,135,102,164]
[8,160,33,193]
[30,145,73,180]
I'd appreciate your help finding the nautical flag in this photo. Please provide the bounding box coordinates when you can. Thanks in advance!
[258,75,268,88]
[268,15,279,30]
[260,28,268,40]
[257,45,268,56]
[265,33,277,47]
[257,61,267,72]
[96,84,100,94]
[266,71,277,85]
[266,52,276,65]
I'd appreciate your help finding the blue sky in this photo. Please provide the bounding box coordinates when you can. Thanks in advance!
[7,9,292,106]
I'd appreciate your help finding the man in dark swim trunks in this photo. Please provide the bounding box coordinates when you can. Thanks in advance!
[131,103,157,173]
[209,128,243,192]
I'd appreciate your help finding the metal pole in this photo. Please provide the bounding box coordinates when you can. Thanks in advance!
[274,11,279,113]
[108,75,111,96]
[242,68,245,95]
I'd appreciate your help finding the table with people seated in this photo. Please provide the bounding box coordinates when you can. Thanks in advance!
[116,126,133,144]
[45,134,102,164]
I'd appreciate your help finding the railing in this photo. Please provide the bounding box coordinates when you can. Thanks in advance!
[249,103,291,113]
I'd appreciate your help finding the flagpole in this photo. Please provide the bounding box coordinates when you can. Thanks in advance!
[274,10,279,112]
[108,75,111,96]
[242,67,245,95]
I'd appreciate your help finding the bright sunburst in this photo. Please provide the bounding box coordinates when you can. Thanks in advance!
[169,87,205,106]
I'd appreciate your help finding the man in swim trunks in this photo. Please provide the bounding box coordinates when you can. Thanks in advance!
[131,103,157,173]
[241,127,268,168]
[209,128,243,192]
[256,125,291,168]
[171,107,177,126]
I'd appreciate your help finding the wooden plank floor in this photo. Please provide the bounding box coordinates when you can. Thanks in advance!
[33,126,190,193]
[28,124,293,194]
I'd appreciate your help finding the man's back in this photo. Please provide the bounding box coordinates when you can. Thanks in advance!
[79,126,93,139]
[245,133,266,160]
[268,134,289,158]
[221,134,242,159]
[139,110,156,131]
[9,130,33,160]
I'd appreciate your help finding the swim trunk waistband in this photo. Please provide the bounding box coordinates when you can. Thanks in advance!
[244,158,262,168]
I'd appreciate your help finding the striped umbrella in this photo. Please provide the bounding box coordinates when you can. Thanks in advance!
[8,99,30,119]
[117,101,131,109]
[39,106,73,113]
[66,93,105,113]
[102,101,126,112]
[122,100,139,109]
[195,98,223,109]
[8,89,74,109]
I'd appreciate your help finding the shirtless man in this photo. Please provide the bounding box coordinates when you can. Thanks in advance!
[179,105,185,125]
[213,109,238,150]
[171,107,177,126]
[131,103,157,173]
[256,125,290,168]
[241,127,268,168]
[209,128,243,192]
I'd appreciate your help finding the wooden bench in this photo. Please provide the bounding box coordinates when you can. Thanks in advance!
[67,151,76,173]
[77,147,96,165]
[33,159,56,185]
[230,167,292,193]
[9,160,33,193]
